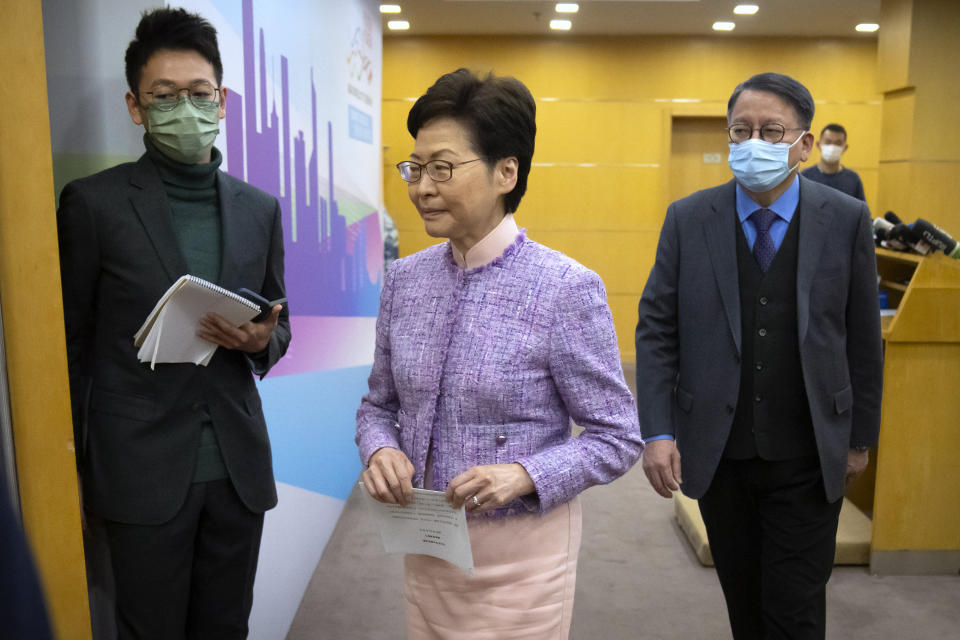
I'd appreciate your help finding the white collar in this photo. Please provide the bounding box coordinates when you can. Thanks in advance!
[451,214,520,270]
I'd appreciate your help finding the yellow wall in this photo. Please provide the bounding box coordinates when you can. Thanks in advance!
[383,35,880,359]
[876,0,960,238]
[870,0,960,564]
[0,1,91,637]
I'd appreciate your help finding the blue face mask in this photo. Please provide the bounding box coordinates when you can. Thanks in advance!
[727,132,806,192]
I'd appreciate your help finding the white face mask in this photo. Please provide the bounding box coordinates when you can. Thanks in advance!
[727,132,806,193]
[820,144,844,163]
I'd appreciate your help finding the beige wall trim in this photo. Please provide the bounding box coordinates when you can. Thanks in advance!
[879,158,960,164]
[870,550,960,575]
[384,97,882,106]
[881,86,916,99]
[532,162,660,168]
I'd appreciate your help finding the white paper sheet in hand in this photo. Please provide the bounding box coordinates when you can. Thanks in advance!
[359,484,474,574]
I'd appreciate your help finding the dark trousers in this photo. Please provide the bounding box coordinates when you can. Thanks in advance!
[698,456,843,640]
[103,479,264,640]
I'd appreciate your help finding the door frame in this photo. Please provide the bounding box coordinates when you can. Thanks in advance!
[660,103,727,213]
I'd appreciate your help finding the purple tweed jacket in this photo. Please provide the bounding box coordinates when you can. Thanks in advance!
[356,233,643,518]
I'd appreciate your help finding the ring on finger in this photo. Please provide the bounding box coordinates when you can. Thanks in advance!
[472,495,480,507]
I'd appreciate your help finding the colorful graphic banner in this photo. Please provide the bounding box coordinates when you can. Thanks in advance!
[44,0,382,637]
[185,2,383,636]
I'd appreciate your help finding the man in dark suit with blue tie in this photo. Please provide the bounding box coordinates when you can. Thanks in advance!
[635,73,883,639]
[57,8,290,639]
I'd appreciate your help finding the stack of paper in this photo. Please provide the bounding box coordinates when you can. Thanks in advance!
[134,275,261,369]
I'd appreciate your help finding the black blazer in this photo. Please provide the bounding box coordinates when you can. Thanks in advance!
[635,177,883,502]
[57,153,291,525]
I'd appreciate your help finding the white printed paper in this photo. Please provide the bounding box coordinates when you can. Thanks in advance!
[359,483,474,574]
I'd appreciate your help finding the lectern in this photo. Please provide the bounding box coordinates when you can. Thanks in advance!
[868,248,960,574]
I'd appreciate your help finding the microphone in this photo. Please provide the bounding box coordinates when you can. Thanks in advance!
[888,223,930,254]
[884,211,904,225]
[883,212,931,255]
[913,218,960,258]
[872,218,908,251]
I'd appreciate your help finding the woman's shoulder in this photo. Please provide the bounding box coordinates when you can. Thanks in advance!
[386,241,451,278]
[516,237,601,286]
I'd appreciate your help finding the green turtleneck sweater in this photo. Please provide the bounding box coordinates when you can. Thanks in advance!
[145,135,227,484]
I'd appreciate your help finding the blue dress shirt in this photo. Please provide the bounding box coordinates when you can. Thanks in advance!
[736,174,800,252]
[643,175,801,444]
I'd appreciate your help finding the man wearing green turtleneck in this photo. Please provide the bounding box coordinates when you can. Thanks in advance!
[56,8,290,639]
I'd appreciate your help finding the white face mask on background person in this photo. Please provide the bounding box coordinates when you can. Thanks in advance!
[820,143,844,164]
[727,132,806,193]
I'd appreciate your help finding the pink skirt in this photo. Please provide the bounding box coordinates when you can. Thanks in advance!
[403,497,582,640]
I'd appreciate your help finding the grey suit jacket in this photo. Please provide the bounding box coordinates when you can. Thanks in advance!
[635,177,883,502]
[57,152,291,524]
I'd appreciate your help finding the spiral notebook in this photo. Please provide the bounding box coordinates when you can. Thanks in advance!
[133,275,261,369]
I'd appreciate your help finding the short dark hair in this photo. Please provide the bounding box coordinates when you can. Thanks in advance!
[820,123,847,139]
[124,7,223,95]
[727,72,815,130]
[407,69,536,214]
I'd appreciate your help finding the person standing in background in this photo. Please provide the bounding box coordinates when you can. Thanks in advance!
[801,123,867,201]
[636,73,883,639]
[57,8,289,638]
[381,208,399,271]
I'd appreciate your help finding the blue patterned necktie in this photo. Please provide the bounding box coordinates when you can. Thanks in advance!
[751,208,777,273]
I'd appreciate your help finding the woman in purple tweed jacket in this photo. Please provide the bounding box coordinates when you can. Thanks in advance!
[356,69,643,639]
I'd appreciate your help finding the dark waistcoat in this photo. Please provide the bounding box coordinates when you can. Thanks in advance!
[724,209,817,460]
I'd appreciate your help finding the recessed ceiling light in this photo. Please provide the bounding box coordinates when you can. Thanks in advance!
[733,5,759,15]
[387,20,410,30]
[556,3,579,13]
[379,4,401,13]
[550,19,572,31]
[856,23,880,32]
[713,22,736,31]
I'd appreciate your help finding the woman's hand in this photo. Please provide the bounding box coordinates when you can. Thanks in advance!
[446,463,535,513]
[362,447,415,506]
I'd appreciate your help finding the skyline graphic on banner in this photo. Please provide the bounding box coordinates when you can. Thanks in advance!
[225,0,382,317]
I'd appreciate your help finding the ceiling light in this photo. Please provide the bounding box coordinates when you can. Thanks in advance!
[733,5,759,15]
[556,3,579,12]
[856,23,880,32]
[379,4,401,13]
[712,22,736,31]
[550,19,572,31]
[387,20,410,30]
